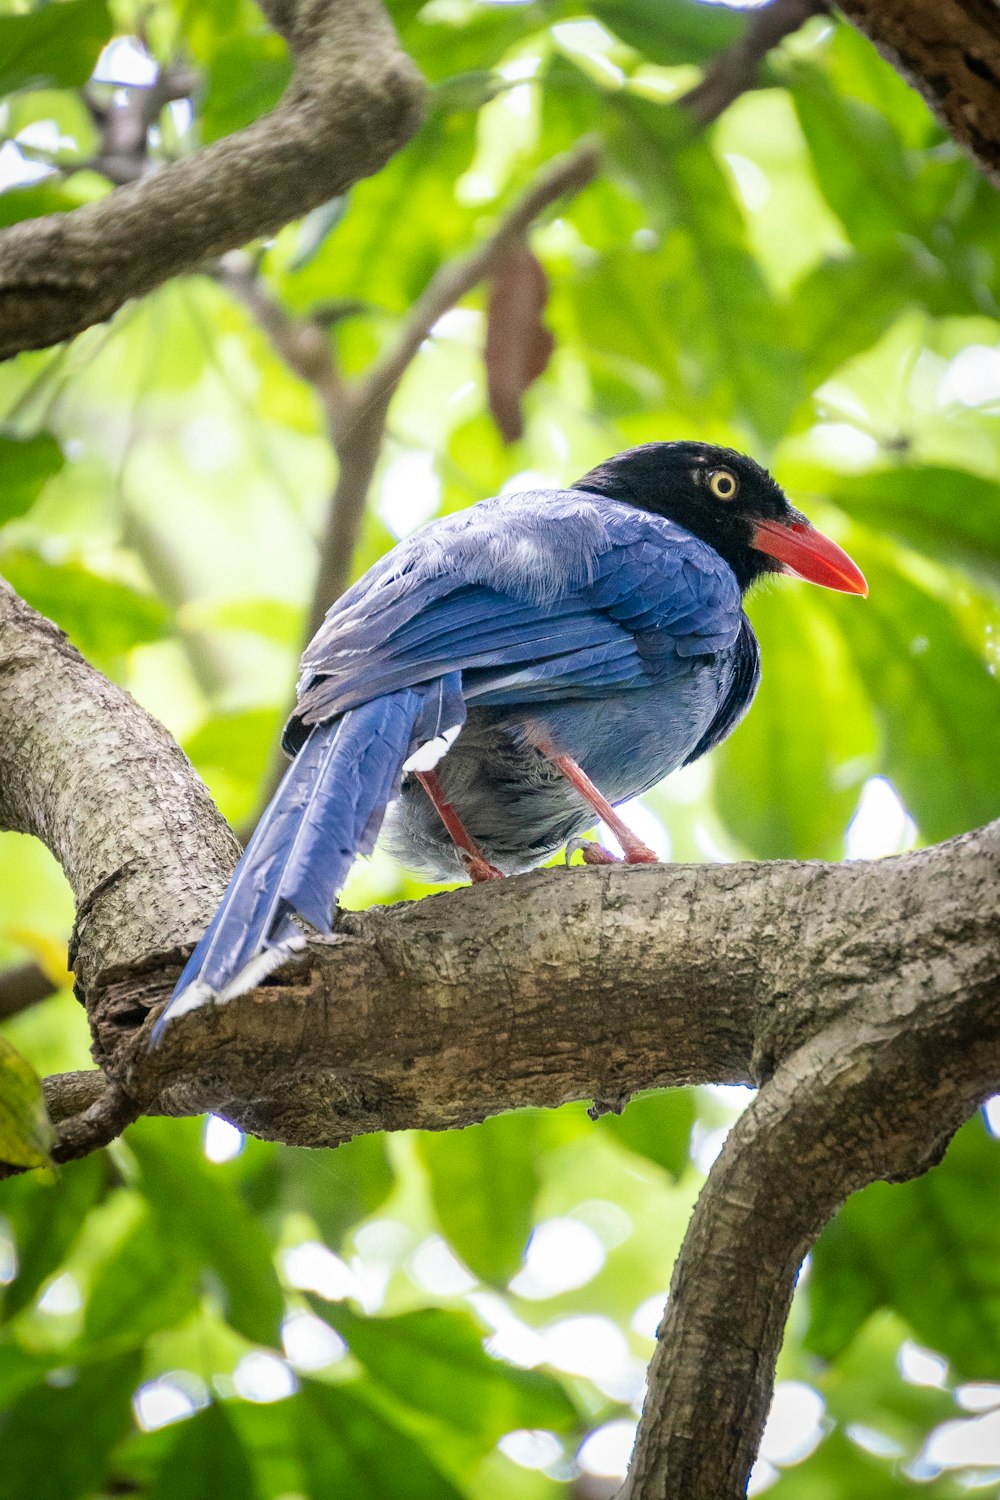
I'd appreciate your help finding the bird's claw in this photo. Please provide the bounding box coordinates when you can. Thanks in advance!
[565,837,659,867]
[463,852,505,883]
[565,837,621,867]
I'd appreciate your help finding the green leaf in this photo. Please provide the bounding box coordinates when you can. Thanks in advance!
[0,434,64,525]
[0,1036,53,1170]
[791,68,917,251]
[1,1154,106,1320]
[588,0,743,65]
[149,1402,261,1500]
[269,1135,395,1248]
[768,1428,960,1498]
[0,1345,56,1407]
[0,180,98,229]
[818,1311,957,1458]
[830,467,1000,589]
[596,1088,695,1181]
[127,1119,284,1347]
[842,550,1000,843]
[416,1112,544,1287]
[0,551,170,656]
[605,95,802,443]
[201,31,291,143]
[83,1208,201,1352]
[289,197,349,272]
[297,1380,467,1500]
[276,112,479,318]
[183,597,302,646]
[715,586,876,859]
[0,1351,141,1500]
[806,1118,1000,1379]
[793,248,938,394]
[396,1,538,84]
[0,0,112,97]
[315,1302,577,1441]
[184,708,284,790]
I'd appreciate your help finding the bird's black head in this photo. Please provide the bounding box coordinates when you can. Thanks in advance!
[573,441,866,596]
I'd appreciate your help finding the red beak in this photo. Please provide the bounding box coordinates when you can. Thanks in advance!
[751,517,868,596]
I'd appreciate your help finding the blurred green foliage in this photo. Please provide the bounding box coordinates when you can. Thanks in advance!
[0,0,999,1494]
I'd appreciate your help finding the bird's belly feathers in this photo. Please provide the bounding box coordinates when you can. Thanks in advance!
[380,666,725,879]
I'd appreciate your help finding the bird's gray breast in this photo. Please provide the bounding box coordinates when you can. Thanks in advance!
[379,660,730,880]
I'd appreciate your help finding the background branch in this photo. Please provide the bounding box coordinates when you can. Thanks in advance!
[682,0,828,127]
[0,962,57,1019]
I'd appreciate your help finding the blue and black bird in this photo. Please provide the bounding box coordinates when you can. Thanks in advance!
[156,441,866,1034]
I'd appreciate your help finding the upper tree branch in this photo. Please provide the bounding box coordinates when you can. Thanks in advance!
[836,0,1000,187]
[0,0,424,359]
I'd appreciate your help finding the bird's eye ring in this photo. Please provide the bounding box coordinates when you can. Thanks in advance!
[708,468,739,501]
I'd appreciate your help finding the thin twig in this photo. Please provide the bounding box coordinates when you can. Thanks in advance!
[0,962,57,1019]
[214,252,349,419]
[351,139,601,419]
[681,0,828,128]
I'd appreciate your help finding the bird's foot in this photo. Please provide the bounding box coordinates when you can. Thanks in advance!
[566,837,620,867]
[565,836,658,867]
[619,838,658,864]
[464,852,505,883]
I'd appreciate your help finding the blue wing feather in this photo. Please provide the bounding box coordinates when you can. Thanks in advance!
[293,493,742,731]
[154,677,464,1037]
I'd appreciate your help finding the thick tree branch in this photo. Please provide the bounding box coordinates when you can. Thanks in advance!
[2,573,999,1500]
[622,833,1000,1499]
[0,0,424,359]
[836,0,1000,187]
[0,578,238,997]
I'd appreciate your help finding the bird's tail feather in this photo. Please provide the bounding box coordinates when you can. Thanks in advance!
[152,677,464,1041]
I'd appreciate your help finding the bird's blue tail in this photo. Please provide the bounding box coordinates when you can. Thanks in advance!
[152,677,464,1042]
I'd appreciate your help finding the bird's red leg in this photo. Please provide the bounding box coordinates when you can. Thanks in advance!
[549,753,658,865]
[415,770,504,882]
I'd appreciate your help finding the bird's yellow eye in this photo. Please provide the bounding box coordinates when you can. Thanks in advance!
[708,468,739,501]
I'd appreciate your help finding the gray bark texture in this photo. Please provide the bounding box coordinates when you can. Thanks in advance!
[835,0,1000,187]
[0,0,424,358]
[2,574,999,1500]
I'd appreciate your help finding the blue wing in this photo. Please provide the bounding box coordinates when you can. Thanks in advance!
[291,490,743,735]
[157,489,746,1031]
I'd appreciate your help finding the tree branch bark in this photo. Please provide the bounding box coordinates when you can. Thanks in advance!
[836,0,1000,187]
[0,578,238,998]
[2,577,999,1499]
[0,0,424,359]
